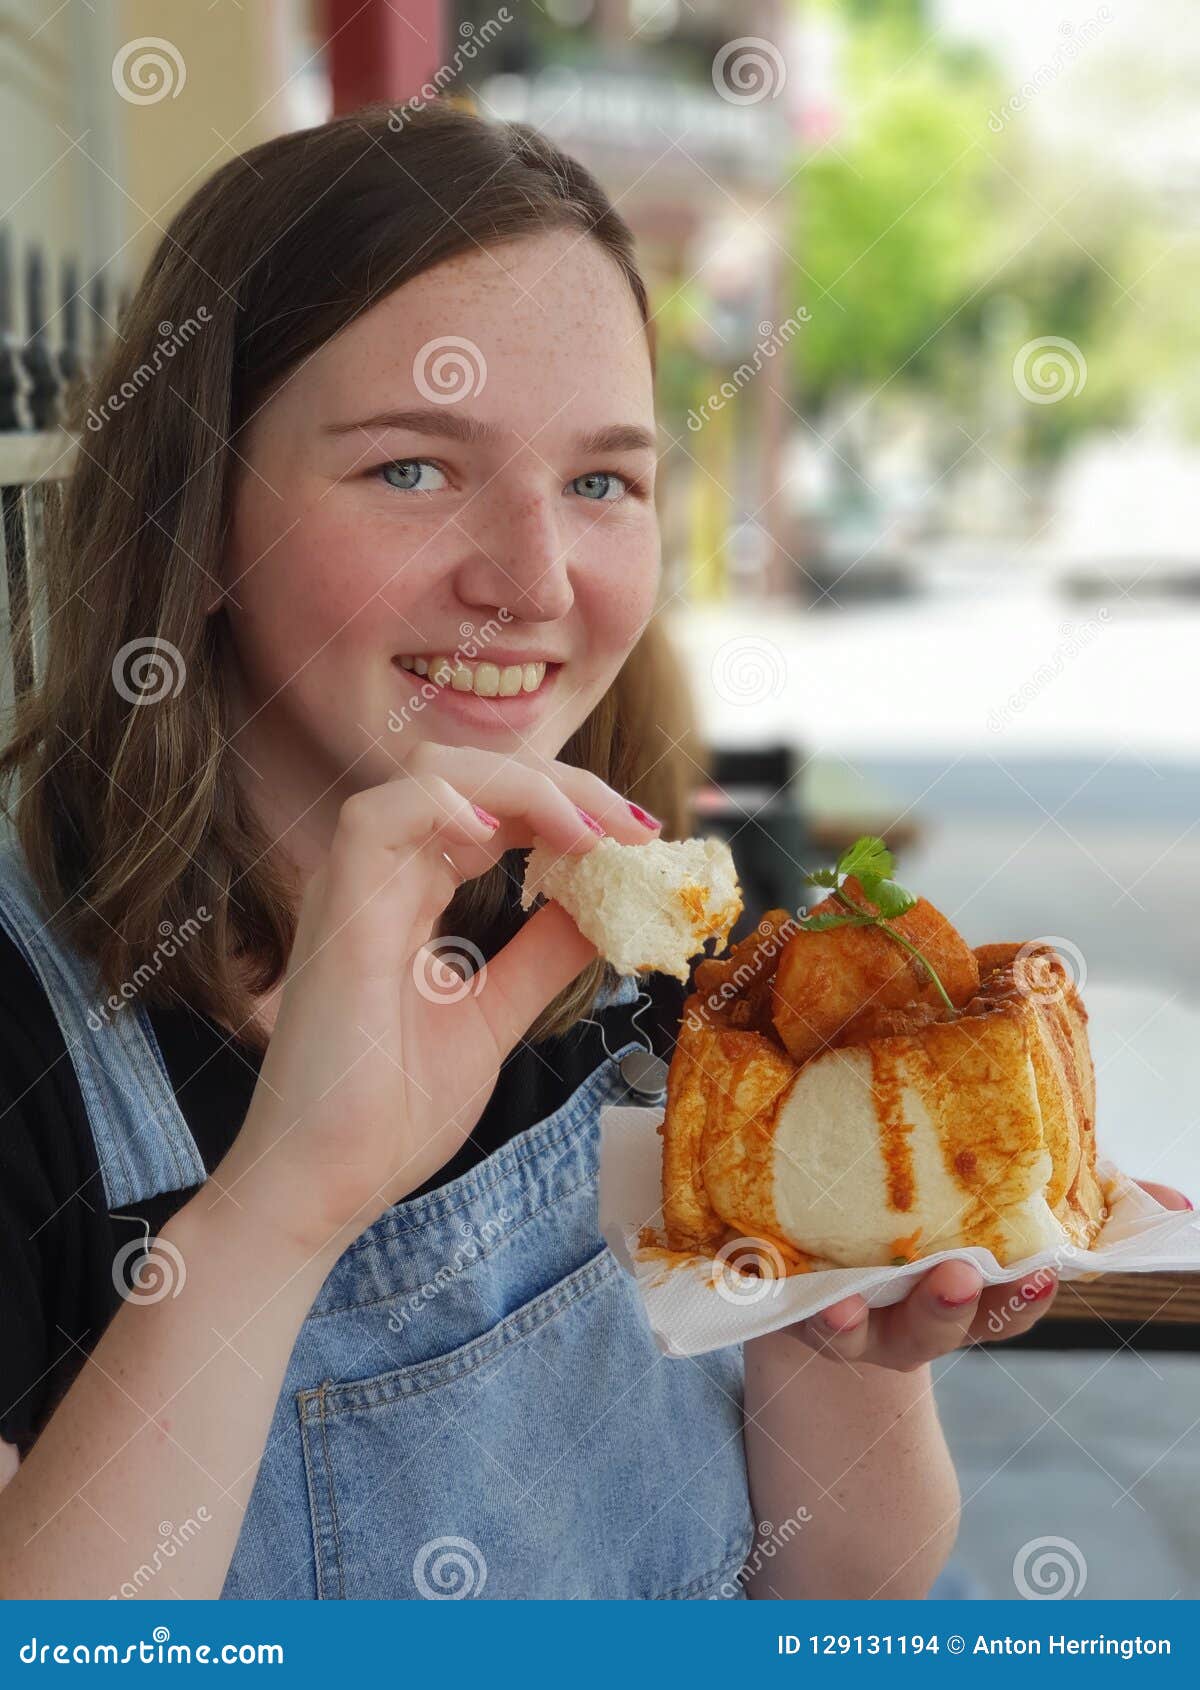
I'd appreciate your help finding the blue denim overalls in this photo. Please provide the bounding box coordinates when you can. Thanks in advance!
[0,838,755,1599]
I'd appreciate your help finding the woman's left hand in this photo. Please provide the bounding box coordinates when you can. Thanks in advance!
[788,1179,1194,1370]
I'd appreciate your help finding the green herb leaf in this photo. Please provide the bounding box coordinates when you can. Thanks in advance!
[836,835,894,882]
[795,911,856,932]
[795,834,956,1012]
[860,877,918,919]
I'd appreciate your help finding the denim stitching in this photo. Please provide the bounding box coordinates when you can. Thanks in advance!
[312,1247,618,1409]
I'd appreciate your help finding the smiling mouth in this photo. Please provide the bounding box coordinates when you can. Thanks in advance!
[393,654,553,697]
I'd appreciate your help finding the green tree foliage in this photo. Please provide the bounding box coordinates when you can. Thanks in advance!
[787,6,1166,461]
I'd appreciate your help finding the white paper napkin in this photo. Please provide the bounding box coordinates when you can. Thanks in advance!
[598,1101,1200,1358]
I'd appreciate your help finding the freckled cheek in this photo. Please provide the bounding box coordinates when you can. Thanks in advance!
[577,554,660,653]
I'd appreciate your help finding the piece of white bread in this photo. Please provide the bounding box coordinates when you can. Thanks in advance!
[662,911,1107,1270]
[519,835,742,983]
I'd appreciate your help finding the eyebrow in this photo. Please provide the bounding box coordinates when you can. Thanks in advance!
[322,407,657,456]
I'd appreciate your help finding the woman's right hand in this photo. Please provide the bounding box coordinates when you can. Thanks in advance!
[212,741,660,1264]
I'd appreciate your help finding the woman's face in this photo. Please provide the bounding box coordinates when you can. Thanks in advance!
[219,228,660,862]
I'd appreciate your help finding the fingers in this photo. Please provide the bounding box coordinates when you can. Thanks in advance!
[969,1269,1058,1343]
[475,900,600,1056]
[1135,1179,1194,1212]
[406,741,662,850]
[866,1260,985,1370]
[322,775,501,955]
[307,739,665,1028]
[791,1293,871,1365]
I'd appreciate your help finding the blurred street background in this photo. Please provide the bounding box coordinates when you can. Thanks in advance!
[2,0,1198,1601]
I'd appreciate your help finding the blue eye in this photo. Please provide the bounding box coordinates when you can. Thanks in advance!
[571,471,628,502]
[379,459,447,492]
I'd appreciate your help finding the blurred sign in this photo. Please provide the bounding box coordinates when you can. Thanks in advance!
[480,68,788,185]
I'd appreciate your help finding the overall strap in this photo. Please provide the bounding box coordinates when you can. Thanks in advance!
[0,837,207,1208]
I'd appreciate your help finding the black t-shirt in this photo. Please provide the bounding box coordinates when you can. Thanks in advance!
[0,924,685,1456]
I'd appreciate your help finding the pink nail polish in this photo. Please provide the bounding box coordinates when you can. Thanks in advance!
[627,801,661,830]
[472,804,500,829]
[937,1291,980,1309]
[1019,1277,1057,1302]
[1184,1196,1195,1211]
[576,806,605,836]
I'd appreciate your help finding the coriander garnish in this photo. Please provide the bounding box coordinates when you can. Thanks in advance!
[796,834,955,1011]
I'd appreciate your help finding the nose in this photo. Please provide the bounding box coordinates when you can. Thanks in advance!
[453,486,575,623]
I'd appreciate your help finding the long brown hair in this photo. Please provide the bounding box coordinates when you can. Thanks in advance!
[0,100,702,1051]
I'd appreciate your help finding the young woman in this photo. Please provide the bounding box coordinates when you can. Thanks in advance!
[0,102,1186,1602]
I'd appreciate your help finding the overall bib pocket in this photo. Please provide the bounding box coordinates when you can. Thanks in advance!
[298,1245,753,1599]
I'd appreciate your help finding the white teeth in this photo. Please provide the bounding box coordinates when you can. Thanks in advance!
[397,655,548,695]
